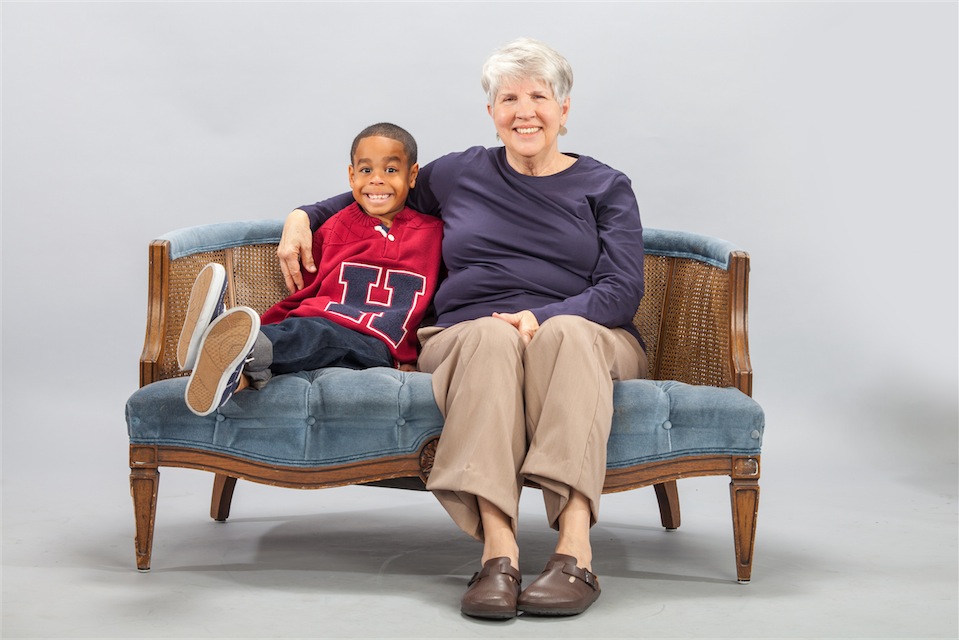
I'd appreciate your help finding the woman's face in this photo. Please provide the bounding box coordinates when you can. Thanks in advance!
[488,77,570,170]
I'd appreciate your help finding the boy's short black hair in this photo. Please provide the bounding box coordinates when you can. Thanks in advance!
[351,122,418,166]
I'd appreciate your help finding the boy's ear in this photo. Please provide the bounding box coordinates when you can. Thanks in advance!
[348,164,355,187]
[408,163,419,188]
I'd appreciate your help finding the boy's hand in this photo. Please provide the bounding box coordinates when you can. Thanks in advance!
[492,310,539,346]
[278,209,317,292]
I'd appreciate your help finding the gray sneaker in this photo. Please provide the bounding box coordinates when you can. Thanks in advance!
[185,307,260,417]
[177,263,227,370]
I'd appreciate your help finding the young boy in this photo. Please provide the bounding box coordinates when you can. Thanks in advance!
[178,122,443,417]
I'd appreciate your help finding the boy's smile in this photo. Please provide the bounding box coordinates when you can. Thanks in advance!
[349,136,419,226]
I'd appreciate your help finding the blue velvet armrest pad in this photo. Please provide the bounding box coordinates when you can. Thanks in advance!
[158,220,740,271]
[127,369,763,468]
[159,219,284,260]
[642,228,741,270]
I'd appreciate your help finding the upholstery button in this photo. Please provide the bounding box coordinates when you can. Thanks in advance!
[307,417,316,426]
[751,430,761,439]
[215,415,225,422]
[396,418,406,426]
[662,420,672,430]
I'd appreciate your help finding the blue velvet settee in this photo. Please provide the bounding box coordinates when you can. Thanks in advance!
[126,219,765,581]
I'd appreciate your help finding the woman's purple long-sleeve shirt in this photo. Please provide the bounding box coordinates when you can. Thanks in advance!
[300,146,645,344]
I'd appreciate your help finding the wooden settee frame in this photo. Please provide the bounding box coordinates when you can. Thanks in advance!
[130,224,760,581]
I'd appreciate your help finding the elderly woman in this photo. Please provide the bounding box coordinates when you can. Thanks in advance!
[278,38,647,619]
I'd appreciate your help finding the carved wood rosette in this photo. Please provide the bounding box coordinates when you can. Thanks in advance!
[418,437,439,482]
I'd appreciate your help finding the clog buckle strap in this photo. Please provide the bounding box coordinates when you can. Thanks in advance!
[561,562,600,591]
[468,560,522,587]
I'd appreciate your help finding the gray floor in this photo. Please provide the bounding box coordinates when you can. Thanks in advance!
[3,386,957,639]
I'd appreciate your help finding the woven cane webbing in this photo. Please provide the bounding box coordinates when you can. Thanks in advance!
[633,255,670,378]
[655,258,732,387]
[160,250,228,381]
[157,245,288,381]
[155,243,731,387]
[231,244,288,313]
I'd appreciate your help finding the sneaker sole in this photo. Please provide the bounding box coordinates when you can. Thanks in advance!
[177,263,227,370]
[185,308,259,416]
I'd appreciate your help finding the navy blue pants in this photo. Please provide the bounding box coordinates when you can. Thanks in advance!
[246,317,393,387]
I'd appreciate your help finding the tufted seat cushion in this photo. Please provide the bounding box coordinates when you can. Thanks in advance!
[126,368,764,469]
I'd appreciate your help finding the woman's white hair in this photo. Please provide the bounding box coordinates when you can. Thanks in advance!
[481,37,574,105]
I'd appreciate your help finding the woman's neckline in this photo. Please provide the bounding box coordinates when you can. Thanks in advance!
[498,147,581,177]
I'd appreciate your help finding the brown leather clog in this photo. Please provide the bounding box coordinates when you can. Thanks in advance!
[517,553,600,616]
[460,556,522,620]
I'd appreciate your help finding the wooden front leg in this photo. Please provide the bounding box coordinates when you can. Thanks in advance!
[129,445,160,572]
[729,456,761,583]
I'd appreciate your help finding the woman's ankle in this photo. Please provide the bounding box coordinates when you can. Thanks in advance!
[554,541,592,571]
[482,532,519,569]
[555,491,593,570]
[478,497,519,569]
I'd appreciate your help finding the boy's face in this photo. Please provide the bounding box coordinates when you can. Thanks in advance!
[348,136,418,224]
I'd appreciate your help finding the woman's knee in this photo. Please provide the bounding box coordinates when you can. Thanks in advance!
[421,317,525,374]
[538,315,595,334]
[462,316,526,353]
[533,315,600,349]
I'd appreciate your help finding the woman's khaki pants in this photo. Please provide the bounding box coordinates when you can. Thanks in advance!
[417,315,648,541]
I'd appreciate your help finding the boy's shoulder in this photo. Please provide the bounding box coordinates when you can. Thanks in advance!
[399,206,443,230]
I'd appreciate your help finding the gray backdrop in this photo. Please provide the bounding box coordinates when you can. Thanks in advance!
[2,0,956,624]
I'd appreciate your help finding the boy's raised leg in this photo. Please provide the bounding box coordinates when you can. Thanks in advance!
[177,262,228,370]
[185,307,259,416]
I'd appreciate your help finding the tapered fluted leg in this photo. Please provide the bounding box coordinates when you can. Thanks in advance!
[130,446,160,572]
[729,456,761,583]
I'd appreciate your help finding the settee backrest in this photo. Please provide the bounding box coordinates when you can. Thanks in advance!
[140,221,751,396]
